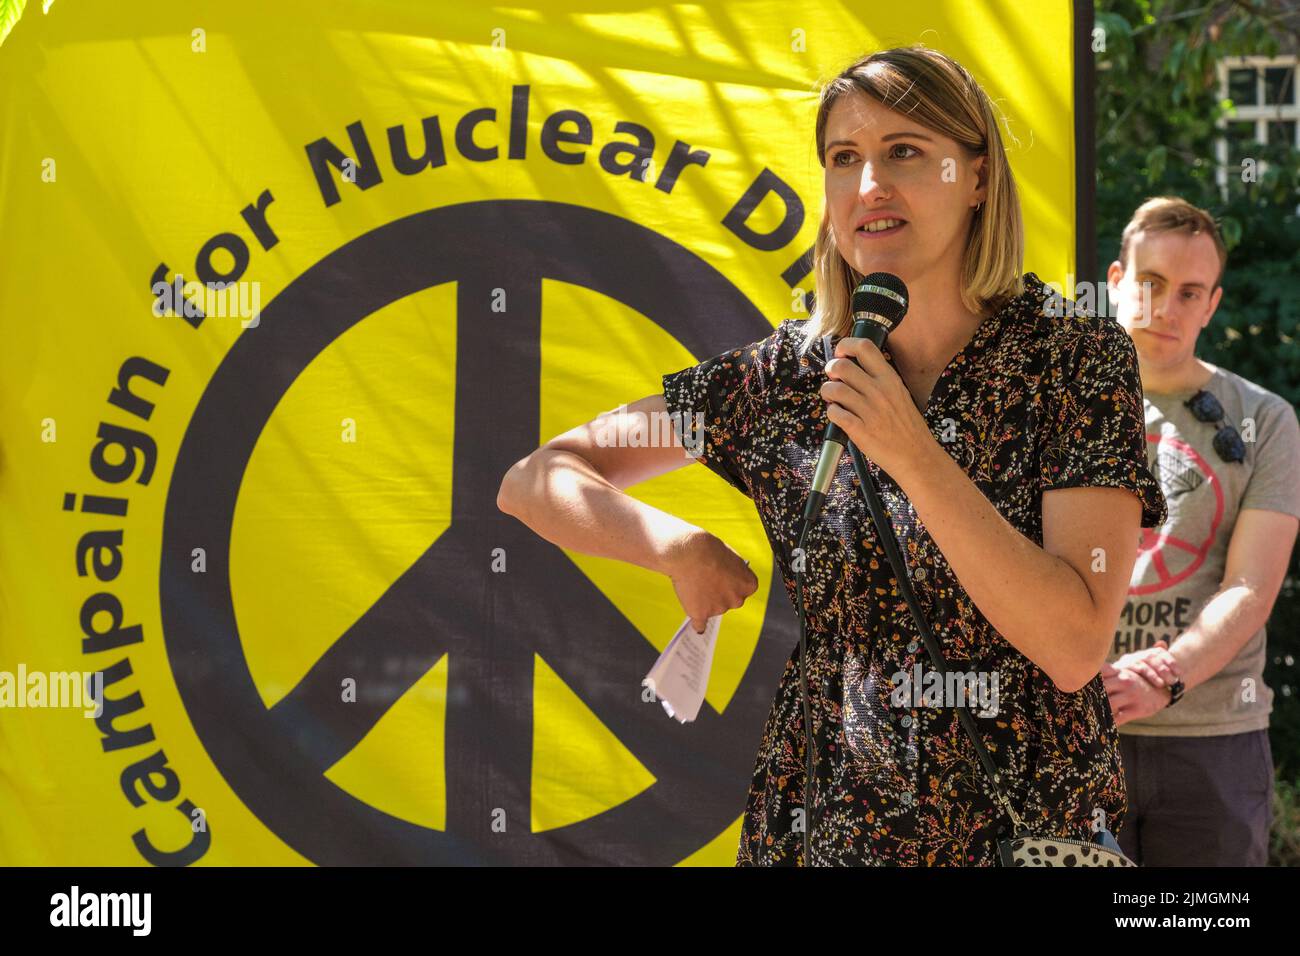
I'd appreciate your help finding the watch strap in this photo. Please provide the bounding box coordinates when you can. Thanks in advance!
[1166,678,1185,707]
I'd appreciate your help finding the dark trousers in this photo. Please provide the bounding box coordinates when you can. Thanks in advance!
[1117,729,1273,866]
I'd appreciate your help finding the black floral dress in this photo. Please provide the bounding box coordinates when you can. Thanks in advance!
[660,272,1167,866]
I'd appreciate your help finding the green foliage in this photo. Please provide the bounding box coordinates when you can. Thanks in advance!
[0,0,29,51]
[1272,774,1300,865]
[1096,0,1300,861]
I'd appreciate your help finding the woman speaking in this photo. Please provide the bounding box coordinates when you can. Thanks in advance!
[497,46,1166,866]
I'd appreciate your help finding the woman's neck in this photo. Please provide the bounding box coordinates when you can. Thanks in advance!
[883,271,986,374]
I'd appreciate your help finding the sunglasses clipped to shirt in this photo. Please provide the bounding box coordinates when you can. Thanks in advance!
[1184,389,1246,464]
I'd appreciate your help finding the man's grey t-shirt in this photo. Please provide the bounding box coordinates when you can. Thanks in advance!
[1107,364,1300,737]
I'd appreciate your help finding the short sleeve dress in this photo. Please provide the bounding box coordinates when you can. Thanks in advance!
[659,272,1168,866]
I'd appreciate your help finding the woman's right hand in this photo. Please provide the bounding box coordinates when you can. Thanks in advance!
[667,529,760,633]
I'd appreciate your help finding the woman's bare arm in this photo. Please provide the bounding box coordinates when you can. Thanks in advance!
[496,394,759,628]
[823,335,1147,693]
[496,395,699,575]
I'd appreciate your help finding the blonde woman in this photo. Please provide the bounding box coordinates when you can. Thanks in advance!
[498,46,1166,866]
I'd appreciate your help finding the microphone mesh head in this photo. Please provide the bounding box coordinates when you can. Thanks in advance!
[851,272,909,330]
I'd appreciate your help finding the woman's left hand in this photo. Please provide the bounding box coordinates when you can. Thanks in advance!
[821,337,938,482]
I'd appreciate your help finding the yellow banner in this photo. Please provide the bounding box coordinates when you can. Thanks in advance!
[0,1,1082,864]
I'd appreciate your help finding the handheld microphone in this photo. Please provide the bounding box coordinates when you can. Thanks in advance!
[801,272,909,527]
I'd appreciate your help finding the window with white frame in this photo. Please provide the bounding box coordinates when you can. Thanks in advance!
[1215,55,1298,195]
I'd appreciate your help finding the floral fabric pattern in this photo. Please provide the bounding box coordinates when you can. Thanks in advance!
[660,272,1167,866]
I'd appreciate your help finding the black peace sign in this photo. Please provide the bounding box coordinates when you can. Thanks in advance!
[160,200,796,864]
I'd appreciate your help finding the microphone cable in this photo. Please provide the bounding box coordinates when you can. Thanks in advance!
[794,519,815,867]
[793,273,909,868]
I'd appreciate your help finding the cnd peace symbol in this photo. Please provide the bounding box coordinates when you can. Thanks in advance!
[161,200,796,864]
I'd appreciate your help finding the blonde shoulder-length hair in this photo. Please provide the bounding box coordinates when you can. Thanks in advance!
[799,46,1024,355]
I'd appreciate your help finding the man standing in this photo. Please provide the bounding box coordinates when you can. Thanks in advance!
[1103,196,1300,866]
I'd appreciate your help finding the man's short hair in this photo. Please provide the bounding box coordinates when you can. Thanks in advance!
[1118,195,1228,290]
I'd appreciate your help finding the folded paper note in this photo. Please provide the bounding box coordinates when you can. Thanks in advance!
[642,614,722,723]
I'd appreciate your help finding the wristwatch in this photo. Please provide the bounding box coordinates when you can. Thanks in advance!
[1165,677,1185,708]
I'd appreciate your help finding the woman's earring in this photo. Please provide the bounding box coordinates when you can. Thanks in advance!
[975,201,984,212]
